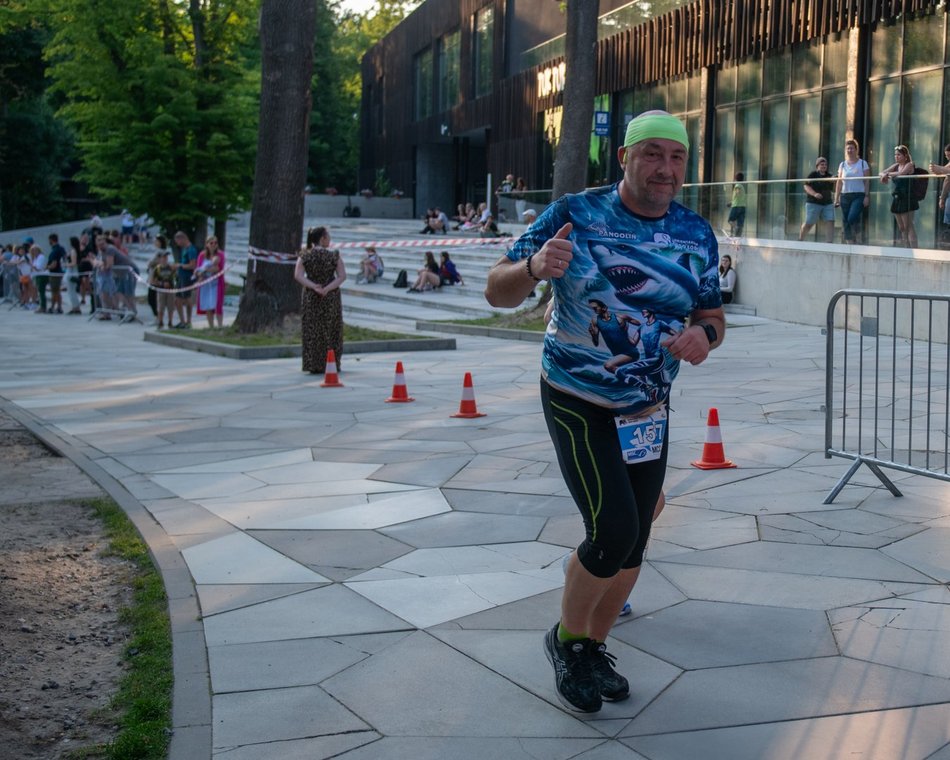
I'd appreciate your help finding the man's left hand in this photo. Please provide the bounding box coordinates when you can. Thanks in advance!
[662,325,711,365]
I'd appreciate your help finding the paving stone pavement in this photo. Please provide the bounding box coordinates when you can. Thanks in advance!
[2,221,950,760]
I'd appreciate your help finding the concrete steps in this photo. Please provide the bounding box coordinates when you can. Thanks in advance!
[128,218,756,321]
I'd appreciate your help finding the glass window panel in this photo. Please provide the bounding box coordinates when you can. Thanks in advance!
[903,70,942,246]
[439,30,460,111]
[892,70,943,159]
[474,6,494,98]
[789,94,821,230]
[736,58,761,102]
[865,78,901,245]
[732,101,761,234]
[903,12,943,71]
[687,71,702,112]
[617,90,634,147]
[713,108,736,228]
[736,102,761,181]
[598,0,693,40]
[790,94,821,182]
[761,100,789,238]
[413,47,433,120]
[668,77,687,114]
[763,49,790,97]
[713,108,735,182]
[634,85,661,114]
[716,63,736,104]
[823,32,849,86]
[685,114,700,183]
[761,100,789,179]
[866,78,900,178]
[679,114,702,212]
[870,21,902,79]
[945,71,950,142]
[791,41,821,93]
[821,88,847,165]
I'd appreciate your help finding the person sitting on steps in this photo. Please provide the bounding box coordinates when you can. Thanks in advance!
[357,247,383,283]
[408,251,441,292]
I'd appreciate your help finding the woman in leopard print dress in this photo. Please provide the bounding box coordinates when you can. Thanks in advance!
[294,227,347,373]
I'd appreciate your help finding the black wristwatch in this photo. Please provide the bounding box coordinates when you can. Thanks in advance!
[701,323,718,345]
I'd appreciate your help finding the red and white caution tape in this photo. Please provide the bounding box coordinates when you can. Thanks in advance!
[334,238,509,249]
[246,237,509,267]
[130,265,230,294]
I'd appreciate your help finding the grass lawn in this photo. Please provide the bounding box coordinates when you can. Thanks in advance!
[73,498,172,760]
[451,313,546,333]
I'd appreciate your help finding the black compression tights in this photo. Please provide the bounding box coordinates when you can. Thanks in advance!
[541,380,668,579]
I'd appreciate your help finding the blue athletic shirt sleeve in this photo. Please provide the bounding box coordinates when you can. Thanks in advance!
[507,183,721,414]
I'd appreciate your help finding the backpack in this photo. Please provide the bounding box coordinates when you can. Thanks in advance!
[392,269,407,288]
[912,167,929,202]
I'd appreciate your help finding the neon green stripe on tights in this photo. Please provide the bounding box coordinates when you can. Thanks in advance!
[550,400,603,541]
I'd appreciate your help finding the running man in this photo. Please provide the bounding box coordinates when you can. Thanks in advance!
[485,110,725,713]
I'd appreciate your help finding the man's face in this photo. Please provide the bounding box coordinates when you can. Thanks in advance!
[95,237,107,251]
[618,138,687,215]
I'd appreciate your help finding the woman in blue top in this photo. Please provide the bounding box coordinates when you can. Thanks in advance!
[439,251,464,286]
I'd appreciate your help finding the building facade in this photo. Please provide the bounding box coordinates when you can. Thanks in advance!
[360,0,950,246]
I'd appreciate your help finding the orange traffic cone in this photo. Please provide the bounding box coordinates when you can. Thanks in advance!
[320,349,344,387]
[691,407,736,469]
[451,372,486,418]
[386,361,414,402]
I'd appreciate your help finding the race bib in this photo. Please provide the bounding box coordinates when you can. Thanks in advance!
[614,407,667,464]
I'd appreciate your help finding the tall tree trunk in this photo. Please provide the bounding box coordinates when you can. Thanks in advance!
[235,0,317,333]
[540,0,598,311]
[214,218,227,250]
[551,0,598,202]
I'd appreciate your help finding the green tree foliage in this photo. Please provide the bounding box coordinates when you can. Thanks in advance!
[44,0,260,238]
[308,0,357,193]
[308,0,415,194]
[0,16,75,230]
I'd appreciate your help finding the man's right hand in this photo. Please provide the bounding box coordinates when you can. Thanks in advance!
[533,223,574,280]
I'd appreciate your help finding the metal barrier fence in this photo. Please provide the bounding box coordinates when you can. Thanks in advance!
[824,289,950,503]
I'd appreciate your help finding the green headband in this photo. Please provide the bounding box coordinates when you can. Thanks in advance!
[623,112,689,151]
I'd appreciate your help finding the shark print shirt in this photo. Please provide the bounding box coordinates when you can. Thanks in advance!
[508,183,721,414]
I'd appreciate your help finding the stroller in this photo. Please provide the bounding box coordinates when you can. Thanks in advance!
[1,260,20,308]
